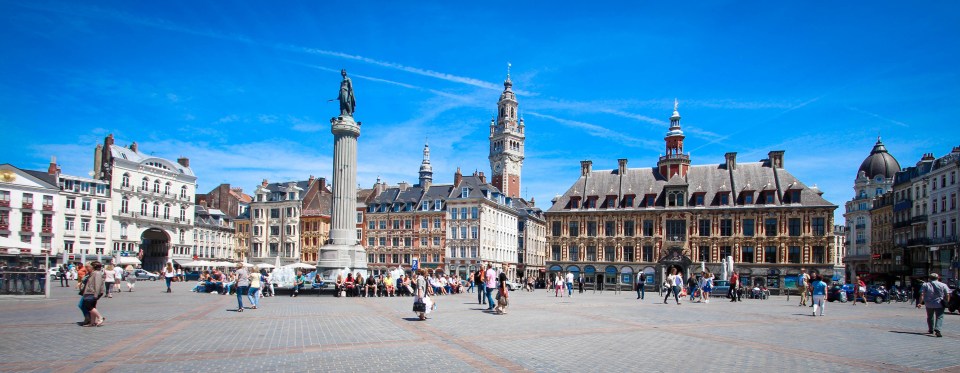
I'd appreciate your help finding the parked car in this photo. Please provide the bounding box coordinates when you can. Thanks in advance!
[48,268,60,280]
[827,283,847,302]
[504,280,521,291]
[842,284,886,303]
[134,269,159,281]
[712,280,731,297]
[183,271,202,281]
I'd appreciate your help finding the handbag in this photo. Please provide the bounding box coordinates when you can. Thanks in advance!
[413,297,426,312]
[78,275,90,296]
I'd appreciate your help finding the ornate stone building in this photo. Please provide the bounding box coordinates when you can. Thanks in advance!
[545,104,838,292]
[489,72,525,199]
[193,206,235,260]
[844,138,900,282]
[870,191,896,281]
[249,179,307,265]
[0,163,59,266]
[301,176,332,263]
[94,135,196,272]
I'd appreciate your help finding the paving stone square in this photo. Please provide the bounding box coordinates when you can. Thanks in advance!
[0,281,957,372]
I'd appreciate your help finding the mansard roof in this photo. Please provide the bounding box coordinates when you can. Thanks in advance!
[109,145,195,177]
[548,158,834,212]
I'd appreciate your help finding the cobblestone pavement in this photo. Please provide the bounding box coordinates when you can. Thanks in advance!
[1,282,958,372]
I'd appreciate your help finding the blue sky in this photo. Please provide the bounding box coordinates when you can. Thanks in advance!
[2,1,959,224]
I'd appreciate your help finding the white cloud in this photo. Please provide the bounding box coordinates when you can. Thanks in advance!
[214,114,239,124]
[526,112,660,150]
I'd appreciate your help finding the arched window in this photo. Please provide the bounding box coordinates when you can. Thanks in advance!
[141,177,149,191]
[165,182,172,195]
[152,202,160,218]
[163,204,171,219]
[153,180,160,193]
[122,173,130,187]
[140,200,148,215]
[121,197,129,213]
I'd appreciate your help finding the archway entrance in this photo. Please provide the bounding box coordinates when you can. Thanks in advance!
[141,228,170,272]
[657,246,692,286]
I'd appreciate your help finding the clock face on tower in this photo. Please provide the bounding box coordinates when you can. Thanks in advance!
[494,162,502,174]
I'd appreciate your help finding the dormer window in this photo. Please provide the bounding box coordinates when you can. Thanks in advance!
[569,197,581,209]
[288,192,296,200]
[603,196,617,209]
[621,195,635,208]
[434,200,442,210]
[644,194,656,207]
[421,201,429,211]
[667,191,685,207]
[719,192,730,206]
[461,187,469,198]
[765,192,775,204]
[584,197,598,209]
[694,193,705,206]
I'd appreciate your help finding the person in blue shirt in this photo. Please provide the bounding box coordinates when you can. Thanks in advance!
[811,274,828,317]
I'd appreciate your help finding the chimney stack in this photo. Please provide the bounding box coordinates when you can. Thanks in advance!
[768,151,784,168]
[47,156,59,176]
[617,158,627,174]
[261,179,269,187]
[580,160,593,176]
[177,157,190,168]
[478,171,486,183]
[130,142,138,153]
[454,167,462,186]
[725,152,737,170]
[104,134,115,147]
[308,175,315,185]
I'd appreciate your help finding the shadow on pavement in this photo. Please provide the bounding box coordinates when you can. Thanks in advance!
[888,331,933,336]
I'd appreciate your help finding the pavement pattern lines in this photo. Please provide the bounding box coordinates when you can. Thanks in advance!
[0,282,957,372]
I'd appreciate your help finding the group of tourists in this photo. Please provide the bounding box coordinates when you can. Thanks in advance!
[333,271,463,298]
[188,264,268,310]
[466,263,509,315]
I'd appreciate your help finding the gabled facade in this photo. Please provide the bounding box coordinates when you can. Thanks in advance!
[0,164,59,266]
[249,179,309,265]
[545,104,838,292]
[301,176,332,263]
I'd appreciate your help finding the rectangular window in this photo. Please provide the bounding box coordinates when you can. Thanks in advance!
[270,226,279,236]
[552,221,562,236]
[460,227,467,239]
[433,237,440,246]
[812,217,825,236]
[788,246,801,263]
[270,209,280,218]
[720,219,732,236]
[604,221,615,237]
[720,193,729,205]
[568,245,579,261]
[604,246,616,262]
[665,220,685,241]
[392,237,400,247]
[720,246,732,260]
[471,226,478,239]
[623,246,634,262]
[434,218,441,229]
[368,221,375,229]
[81,199,91,211]
[642,220,654,236]
[551,245,562,261]
[695,194,704,206]
[741,246,755,263]
[471,207,478,219]
[812,246,825,264]
[743,219,755,237]
[622,195,634,207]
[461,187,469,198]
[450,208,458,220]
[96,220,105,233]
[379,237,386,246]
[569,221,579,237]
[368,237,375,246]
[699,245,710,262]
[421,219,428,229]
[65,198,75,209]
[404,237,411,247]
[404,219,412,229]
[765,192,775,204]
[450,227,457,239]
[586,246,597,261]
[80,218,89,232]
[699,219,711,237]
[392,254,400,263]
[789,218,801,237]
[586,221,597,236]
[642,245,654,262]
[765,218,778,237]
[646,195,656,207]
[64,219,74,231]
[764,246,778,263]
[379,220,387,230]
[623,220,635,236]
[460,209,468,220]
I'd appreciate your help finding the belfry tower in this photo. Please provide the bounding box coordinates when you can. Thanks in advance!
[657,99,691,179]
[489,65,525,198]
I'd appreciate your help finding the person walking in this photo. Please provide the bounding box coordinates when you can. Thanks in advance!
[578,273,585,294]
[474,269,485,305]
[79,261,106,327]
[798,268,810,307]
[234,263,250,312]
[918,273,951,337]
[103,264,116,298]
[162,262,176,293]
[124,265,136,292]
[686,273,699,302]
[729,272,742,302]
[414,269,434,320]
[700,272,713,303]
[112,264,124,295]
[565,271,574,297]
[484,264,497,311]
[852,276,868,306]
[59,265,69,287]
[636,272,646,300]
[495,277,509,314]
[811,274,828,317]
[663,268,681,305]
[554,273,564,297]
[248,266,261,309]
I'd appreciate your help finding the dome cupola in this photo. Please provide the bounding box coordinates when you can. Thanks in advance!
[857,137,900,180]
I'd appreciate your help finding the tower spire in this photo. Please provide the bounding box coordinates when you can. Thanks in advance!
[418,142,433,188]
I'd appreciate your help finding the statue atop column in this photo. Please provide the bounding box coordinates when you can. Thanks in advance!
[337,69,355,117]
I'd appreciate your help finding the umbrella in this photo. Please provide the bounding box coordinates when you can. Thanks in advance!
[180,260,209,268]
[240,262,254,268]
[117,256,142,265]
[254,263,275,269]
[211,261,234,267]
[284,262,316,269]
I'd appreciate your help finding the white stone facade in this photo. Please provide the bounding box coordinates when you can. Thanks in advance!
[193,208,236,260]
[58,174,112,262]
[0,165,59,260]
[249,181,303,265]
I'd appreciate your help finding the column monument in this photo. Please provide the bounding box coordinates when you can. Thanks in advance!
[318,69,367,279]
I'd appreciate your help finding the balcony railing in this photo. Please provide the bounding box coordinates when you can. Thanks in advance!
[908,238,931,246]
[22,202,33,209]
[930,236,958,245]
[0,200,9,207]
[0,224,8,231]
[21,225,32,232]
[42,204,53,211]
[41,226,52,233]
[911,215,928,223]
